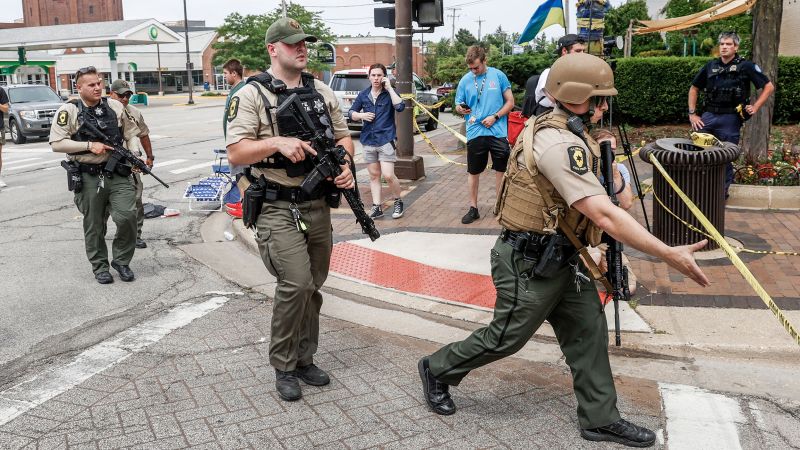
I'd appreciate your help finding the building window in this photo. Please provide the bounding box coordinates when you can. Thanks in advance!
[89,5,94,15]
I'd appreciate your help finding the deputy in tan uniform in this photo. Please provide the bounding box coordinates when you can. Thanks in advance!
[418,53,710,448]
[226,17,355,402]
[110,79,154,249]
[50,67,137,284]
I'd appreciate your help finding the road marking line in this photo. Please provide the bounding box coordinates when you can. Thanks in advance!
[6,160,60,171]
[660,383,744,450]
[0,296,229,426]
[153,159,188,168]
[3,147,52,153]
[3,158,41,165]
[43,166,61,171]
[170,161,212,174]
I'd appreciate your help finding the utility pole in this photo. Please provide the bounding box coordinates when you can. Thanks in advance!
[476,17,484,42]
[447,7,461,42]
[395,0,424,180]
[182,0,193,105]
[281,0,287,18]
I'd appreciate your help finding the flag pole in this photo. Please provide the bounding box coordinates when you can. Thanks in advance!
[563,0,570,33]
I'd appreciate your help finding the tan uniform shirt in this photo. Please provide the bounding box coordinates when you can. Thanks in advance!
[225,70,349,187]
[525,108,605,206]
[122,104,150,155]
[49,98,130,165]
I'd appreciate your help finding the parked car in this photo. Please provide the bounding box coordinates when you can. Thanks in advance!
[328,68,440,131]
[2,84,66,144]
[435,82,454,97]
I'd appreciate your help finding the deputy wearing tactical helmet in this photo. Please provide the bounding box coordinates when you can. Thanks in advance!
[226,17,355,402]
[418,53,710,448]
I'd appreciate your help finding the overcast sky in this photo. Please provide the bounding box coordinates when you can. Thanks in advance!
[1,0,627,43]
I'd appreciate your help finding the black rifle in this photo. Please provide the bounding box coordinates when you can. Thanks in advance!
[600,140,628,347]
[276,93,380,241]
[78,113,169,188]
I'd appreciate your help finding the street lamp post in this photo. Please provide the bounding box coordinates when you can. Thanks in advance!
[182,0,194,105]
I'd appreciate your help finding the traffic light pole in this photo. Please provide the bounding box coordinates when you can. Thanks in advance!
[394,0,425,180]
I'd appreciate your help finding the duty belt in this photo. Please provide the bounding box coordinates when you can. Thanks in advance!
[263,180,322,203]
[705,105,738,114]
[501,229,546,251]
[77,163,105,176]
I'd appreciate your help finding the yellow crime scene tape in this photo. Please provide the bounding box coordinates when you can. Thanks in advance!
[648,154,800,346]
[401,94,469,166]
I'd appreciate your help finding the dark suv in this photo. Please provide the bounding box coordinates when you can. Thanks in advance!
[2,84,66,144]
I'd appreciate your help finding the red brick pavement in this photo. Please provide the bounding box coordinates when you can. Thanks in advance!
[331,128,800,310]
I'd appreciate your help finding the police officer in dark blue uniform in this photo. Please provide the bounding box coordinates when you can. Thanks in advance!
[688,31,775,197]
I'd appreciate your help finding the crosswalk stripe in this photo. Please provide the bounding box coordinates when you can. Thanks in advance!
[170,161,212,174]
[6,160,60,171]
[660,383,744,450]
[153,159,188,168]
[3,158,41,166]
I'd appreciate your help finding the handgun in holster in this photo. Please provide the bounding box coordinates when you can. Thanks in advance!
[241,174,268,229]
[532,234,572,278]
[60,160,83,193]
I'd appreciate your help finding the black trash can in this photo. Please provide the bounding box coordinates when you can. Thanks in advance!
[640,138,740,251]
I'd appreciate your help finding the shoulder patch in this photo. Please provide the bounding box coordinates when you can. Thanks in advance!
[56,110,68,126]
[227,96,240,122]
[567,146,589,175]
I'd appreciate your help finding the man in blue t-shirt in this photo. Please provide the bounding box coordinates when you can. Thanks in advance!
[454,46,514,224]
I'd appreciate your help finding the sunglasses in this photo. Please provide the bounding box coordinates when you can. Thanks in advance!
[117,92,132,98]
[74,66,97,79]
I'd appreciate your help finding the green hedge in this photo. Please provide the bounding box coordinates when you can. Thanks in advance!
[614,56,800,124]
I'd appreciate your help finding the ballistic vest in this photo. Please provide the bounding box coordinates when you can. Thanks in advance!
[495,111,604,247]
[704,56,749,113]
[247,71,334,177]
[69,98,123,144]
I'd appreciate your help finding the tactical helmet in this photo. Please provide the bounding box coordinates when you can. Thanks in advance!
[544,53,617,104]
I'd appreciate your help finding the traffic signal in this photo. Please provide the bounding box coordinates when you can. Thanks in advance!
[373,0,444,29]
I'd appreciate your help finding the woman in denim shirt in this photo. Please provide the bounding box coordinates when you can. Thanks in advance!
[349,63,406,219]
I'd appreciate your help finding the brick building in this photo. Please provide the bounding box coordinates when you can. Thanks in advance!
[333,36,428,78]
[22,0,123,27]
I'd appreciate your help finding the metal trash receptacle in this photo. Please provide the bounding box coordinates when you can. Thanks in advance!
[640,138,740,250]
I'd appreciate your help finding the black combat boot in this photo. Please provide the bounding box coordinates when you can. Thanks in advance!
[418,357,456,415]
[580,418,656,447]
[275,369,302,401]
[111,261,135,282]
[296,363,330,386]
[95,271,114,284]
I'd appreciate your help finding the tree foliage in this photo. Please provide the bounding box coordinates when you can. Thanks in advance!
[212,3,336,73]
[604,0,664,56]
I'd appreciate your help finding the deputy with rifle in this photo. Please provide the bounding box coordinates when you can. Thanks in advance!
[50,66,139,285]
[225,18,355,402]
[418,53,710,448]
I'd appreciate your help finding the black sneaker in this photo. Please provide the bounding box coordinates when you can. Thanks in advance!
[417,357,456,415]
[369,205,384,219]
[275,369,302,401]
[461,207,480,224]
[296,363,330,386]
[135,238,147,249]
[392,198,404,219]
[580,418,656,448]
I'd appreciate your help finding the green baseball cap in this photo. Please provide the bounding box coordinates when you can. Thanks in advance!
[265,17,318,45]
[110,79,133,95]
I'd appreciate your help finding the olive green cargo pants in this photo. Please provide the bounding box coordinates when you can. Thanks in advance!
[133,172,144,239]
[74,172,137,274]
[428,236,621,429]
[254,198,332,372]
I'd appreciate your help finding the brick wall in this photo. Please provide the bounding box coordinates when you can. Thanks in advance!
[23,0,123,26]
[333,40,427,78]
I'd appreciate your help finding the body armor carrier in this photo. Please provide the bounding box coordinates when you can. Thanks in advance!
[247,71,333,178]
[704,56,749,113]
[69,98,123,144]
[495,111,603,247]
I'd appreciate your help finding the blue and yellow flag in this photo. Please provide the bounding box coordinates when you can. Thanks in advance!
[517,0,566,44]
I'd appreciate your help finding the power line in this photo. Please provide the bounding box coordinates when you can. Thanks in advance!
[446,7,461,42]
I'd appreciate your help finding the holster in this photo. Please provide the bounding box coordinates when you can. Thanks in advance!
[325,187,341,208]
[61,160,83,193]
[242,175,267,229]
[532,234,573,278]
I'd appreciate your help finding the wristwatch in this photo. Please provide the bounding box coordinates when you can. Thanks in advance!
[688,109,696,115]
[494,114,500,121]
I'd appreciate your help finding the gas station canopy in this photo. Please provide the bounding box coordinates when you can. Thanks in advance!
[0,19,181,51]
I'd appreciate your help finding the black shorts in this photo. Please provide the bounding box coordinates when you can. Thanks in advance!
[466,136,510,174]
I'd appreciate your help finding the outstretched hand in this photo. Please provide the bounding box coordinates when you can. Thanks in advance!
[664,239,710,287]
